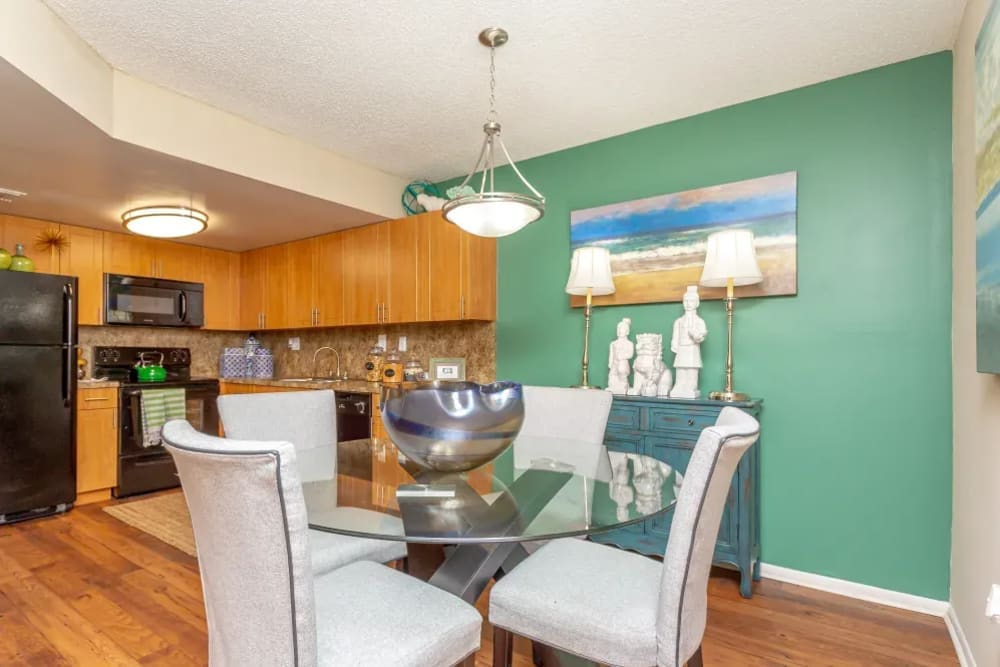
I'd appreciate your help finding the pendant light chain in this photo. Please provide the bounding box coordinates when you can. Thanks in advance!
[488,45,498,121]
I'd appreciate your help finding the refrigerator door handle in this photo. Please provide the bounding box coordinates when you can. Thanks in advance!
[62,282,76,408]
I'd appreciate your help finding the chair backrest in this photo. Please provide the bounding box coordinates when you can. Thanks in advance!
[218,390,337,483]
[516,385,613,475]
[656,407,760,667]
[162,420,317,667]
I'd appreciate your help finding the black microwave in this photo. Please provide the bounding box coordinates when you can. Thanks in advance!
[105,274,204,327]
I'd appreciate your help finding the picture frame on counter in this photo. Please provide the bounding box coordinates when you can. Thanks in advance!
[430,357,466,381]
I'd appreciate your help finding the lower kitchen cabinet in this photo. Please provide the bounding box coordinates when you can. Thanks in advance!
[590,395,763,598]
[76,387,119,504]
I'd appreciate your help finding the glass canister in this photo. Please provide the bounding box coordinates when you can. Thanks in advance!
[364,346,385,383]
[403,357,425,382]
[382,349,403,385]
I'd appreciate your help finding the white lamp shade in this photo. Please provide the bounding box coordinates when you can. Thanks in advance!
[566,246,616,296]
[699,229,763,287]
[444,197,541,238]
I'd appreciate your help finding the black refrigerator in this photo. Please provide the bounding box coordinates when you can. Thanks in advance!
[0,271,77,524]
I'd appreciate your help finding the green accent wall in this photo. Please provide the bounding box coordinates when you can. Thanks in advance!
[441,52,953,598]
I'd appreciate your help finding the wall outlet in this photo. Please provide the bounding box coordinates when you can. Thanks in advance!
[377,334,387,350]
[398,335,407,352]
[987,584,1000,623]
[288,337,300,351]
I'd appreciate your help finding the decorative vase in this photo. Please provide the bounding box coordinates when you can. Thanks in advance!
[0,247,10,270]
[9,244,34,272]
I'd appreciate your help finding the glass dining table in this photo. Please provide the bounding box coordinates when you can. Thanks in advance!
[302,435,679,604]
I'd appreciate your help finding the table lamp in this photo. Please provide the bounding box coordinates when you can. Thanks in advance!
[699,229,762,401]
[566,246,615,388]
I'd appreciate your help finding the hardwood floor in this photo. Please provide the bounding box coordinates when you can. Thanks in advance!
[0,497,957,666]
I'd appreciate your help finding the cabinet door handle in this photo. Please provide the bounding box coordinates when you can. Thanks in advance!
[112,410,117,429]
[383,303,388,323]
[84,397,110,402]
[460,296,465,320]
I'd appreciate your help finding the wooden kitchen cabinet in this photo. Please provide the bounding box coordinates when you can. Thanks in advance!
[315,232,344,327]
[76,386,119,505]
[202,248,241,330]
[58,225,104,325]
[342,224,383,325]
[384,215,425,323]
[103,231,156,277]
[263,244,289,329]
[155,239,203,283]
[240,247,267,329]
[285,238,318,329]
[1,215,60,273]
[425,212,496,321]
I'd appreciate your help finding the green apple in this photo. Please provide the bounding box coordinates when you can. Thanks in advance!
[0,247,10,270]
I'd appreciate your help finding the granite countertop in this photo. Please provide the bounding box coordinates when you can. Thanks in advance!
[79,379,120,389]
[218,377,382,394]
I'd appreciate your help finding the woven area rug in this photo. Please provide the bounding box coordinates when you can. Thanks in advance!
[103,491,197,557]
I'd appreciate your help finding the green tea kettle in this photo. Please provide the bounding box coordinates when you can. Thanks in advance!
[135,352,167,383]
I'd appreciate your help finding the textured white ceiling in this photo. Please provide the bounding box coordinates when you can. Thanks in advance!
[44,0,966,182]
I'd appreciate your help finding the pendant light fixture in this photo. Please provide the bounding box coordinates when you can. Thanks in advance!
[121,205,208,239]
[442,27,545,238]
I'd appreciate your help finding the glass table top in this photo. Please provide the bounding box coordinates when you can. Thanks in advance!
[302,436,679,544]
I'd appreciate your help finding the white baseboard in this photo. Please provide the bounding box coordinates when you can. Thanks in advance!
[758,563,949,616]
[945,605,978,667]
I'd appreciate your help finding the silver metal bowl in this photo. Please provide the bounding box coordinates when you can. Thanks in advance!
[380,381,524,472]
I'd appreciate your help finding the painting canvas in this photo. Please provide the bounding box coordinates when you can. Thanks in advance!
[976,0,1000,373]
[569,172,797,307]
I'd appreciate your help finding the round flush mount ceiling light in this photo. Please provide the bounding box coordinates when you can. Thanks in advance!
[441,27,545,238]
[121,205,208,238]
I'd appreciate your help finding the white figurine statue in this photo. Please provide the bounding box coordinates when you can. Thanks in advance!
[628,333,673,398]
[669,285,708,399]
[607,317,634,395]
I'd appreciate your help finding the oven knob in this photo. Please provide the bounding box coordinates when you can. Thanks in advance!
[170,350,181,363]
[98,349,109,362]
[111,350,120,362]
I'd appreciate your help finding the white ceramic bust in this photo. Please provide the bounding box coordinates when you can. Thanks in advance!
[607,317,634,395]
[629,333,672,398]
[669,285,708,399]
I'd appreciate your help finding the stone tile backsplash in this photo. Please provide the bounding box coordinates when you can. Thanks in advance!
[79,321,496,382]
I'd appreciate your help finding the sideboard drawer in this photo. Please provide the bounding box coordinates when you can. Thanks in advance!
[607,403,642,431]
[648,406,718,434]
[605,432,642,454]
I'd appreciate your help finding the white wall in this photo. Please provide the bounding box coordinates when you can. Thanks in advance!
[952,0,1000,663]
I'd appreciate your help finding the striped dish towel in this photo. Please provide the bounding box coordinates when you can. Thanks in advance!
[140,388,187,448]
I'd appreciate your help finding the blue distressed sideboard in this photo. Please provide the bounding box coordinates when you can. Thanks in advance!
[591,395,762,598]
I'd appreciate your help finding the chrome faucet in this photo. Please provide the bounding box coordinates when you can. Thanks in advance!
[312,346,343,379]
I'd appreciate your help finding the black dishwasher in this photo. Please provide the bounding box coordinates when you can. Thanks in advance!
[335,392,372,442]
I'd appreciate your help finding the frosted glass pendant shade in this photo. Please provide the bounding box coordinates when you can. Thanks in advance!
[443,194,543,238]
[122,206,208,238]
[566,246,616,296]
[699,229,763,287]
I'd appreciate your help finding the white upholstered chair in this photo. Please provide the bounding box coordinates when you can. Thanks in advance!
[489,407,761,667]
[217,390,407,575]
[162,420,481,667]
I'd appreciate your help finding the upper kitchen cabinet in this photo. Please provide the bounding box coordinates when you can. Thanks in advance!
[58,225,104,325]
[202,248,241,330]
[285,238,317,329]
[314,232,344,327]
[102,231,156,277]
[342,224,383,326]
[240,247,267,330]
[383,214,426,324]
[1,215,60,273]
[156,240,204,283]
[426,212,496,321]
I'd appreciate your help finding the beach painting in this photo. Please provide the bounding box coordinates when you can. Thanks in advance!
[976,0,1000,373]
[569,172,797,307]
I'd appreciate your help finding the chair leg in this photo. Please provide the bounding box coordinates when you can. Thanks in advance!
[493,625,513,667]
[688,644,704,667]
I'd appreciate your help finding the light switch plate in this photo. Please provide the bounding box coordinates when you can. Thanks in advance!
[288,337,300,351]
[398,335,408,352]
[377,334,387,350]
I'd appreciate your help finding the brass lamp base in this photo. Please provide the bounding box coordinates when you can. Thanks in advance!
[709,390,751,402]
[572,384,602,390]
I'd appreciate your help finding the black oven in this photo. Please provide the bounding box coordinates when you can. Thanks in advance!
[116,379,219,497]
[105,274,204,327]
